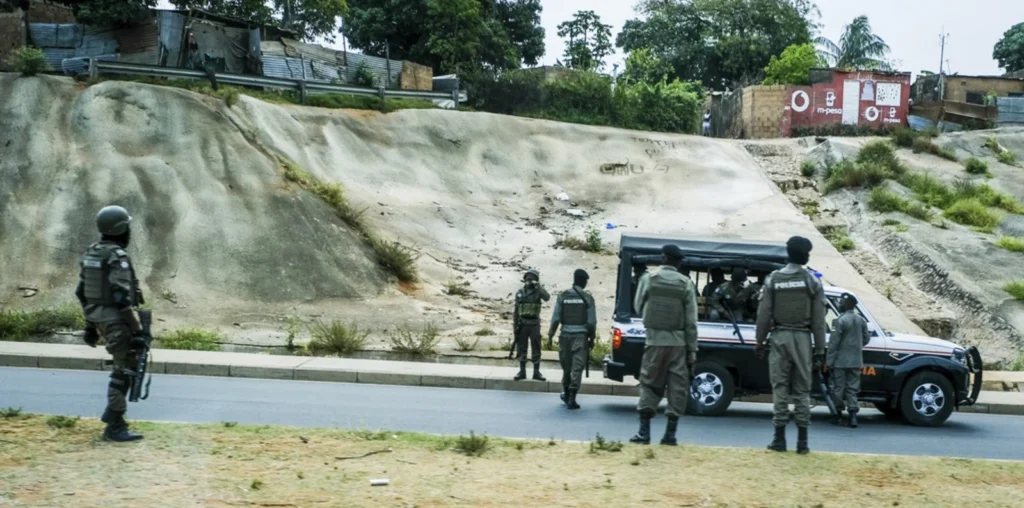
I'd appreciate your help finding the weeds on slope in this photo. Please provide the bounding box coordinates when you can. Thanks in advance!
[157,329,223,351]
[0,305,85,341]
[996,237,1024,253]
[387,323,441,356]
[307,320,369,356]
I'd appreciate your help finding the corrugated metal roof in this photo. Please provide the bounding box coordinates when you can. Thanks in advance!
[261,41,287,56]
[997,97,1024,125]
[281,37,341,66]
[262,54,309,80]
[29,23,81,48]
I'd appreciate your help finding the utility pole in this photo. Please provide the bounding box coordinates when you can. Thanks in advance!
[938,30,949,101]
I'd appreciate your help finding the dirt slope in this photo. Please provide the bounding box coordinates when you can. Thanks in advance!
[0,74,919,340]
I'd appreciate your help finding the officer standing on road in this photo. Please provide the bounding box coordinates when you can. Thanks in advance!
[755,236,827,454]
[828,293,871,428]
[75,206,147,443]
[630,245,699,446]
[512,269,550,381]
[548,269,597,410]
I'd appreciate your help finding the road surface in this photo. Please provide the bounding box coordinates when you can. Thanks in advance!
[2,367,1022,461]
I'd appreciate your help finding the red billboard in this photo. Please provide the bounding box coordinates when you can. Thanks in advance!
[782,70,911,135]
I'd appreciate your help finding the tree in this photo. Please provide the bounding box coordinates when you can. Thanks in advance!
[620,47,672,85]
[557,10,612,71]
[172,1,348,42]
[762,43,823,85]
[57,0,156,25]
[617,0,817,89]
[341,0,544,75]
[993,22,1024,73]
[815,15,891,70]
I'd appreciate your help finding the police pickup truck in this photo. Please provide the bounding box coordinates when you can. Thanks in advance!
[602,234,983,427]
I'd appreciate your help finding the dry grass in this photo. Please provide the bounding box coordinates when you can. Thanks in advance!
[1,416,1022,507]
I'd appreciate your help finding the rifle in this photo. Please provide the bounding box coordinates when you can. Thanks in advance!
[585,337,592,378]
[817,366,838,417]
[722,306,746,345]
[128,310,154,403]
[508,323,521,360]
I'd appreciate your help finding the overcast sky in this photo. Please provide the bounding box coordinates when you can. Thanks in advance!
[540,0,1024,79]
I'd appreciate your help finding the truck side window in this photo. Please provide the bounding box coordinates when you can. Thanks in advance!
[826,296,879,338]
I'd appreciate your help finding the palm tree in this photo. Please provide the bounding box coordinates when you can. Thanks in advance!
[815,16,892,70]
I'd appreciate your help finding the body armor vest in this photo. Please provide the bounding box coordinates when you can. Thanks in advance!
[770,270,815,329]
[559,289,588,326]
[643,272,688,331]
[80,243,119,306]
[518,286,543,319]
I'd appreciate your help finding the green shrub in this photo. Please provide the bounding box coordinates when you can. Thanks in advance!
[157,329,222,351]
[370,238,419,282]
[963,157,989,175]
[829,233,855,251]
[1009,352,1024,371]
[307,320,368,356]
[1004,281,1024,301]
[890,128,918,148]
[912,137,958,161]
[1,407,23,419]
[857,140,905,176]
[443,281,472,297]
[455,431,490,457]
[387,322,441,356]
[474,327,493,336]
[589,433,624,453]
[824,161,890,193]
[590,339,611,367]
[454,336,480,352]
[868,187,909,213]
[943,199,1001,230]
[353,61,378,88]
[800,160,817,177]
[46,415,79,429]
[8,47,50,76]
[899,173,956,209]
[996,237,1024,253]
[0,305,85,341]
[998,150,1018,166]
[952,181,1024,214]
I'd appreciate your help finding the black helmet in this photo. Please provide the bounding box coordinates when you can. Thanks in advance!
[524,268,540,281]
[96,206,132,236]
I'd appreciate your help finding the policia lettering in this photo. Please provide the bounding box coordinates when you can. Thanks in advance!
[75,205,147,443]
[548,269,597,410]
[513,269,551,381]
[755,236,827,455]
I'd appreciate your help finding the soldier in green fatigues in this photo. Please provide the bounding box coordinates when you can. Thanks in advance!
[828,293,871,428]
[75,206,147,443]
[710,267,749,321]
[513,269,550,381]
[755,236,827,454]
[630,245,699,446]
[548,269,597,410]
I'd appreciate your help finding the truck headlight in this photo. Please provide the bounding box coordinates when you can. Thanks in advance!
[953,348,966,366]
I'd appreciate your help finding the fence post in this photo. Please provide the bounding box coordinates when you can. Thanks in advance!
[378,86,386,111]
[451,89,459,108]
[298,80,307,105]
[88,58,98,80]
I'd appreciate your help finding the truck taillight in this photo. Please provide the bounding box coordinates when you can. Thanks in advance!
[612,328,622,350]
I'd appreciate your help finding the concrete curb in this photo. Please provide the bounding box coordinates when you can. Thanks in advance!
[1,342,1021,415]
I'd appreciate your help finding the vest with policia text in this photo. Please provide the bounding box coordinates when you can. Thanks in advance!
[643,271,688,331]
[559,289,588,327]
[769,269,816,330]
[517,286,544,320]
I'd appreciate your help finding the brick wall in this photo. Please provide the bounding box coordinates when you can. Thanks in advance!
[740,85,786,139]
[399,60,433,91]
[0,10,26,72]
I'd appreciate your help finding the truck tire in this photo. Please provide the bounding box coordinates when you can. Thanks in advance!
[872,401,903,420]
[899,371,954,427]
[687,361,734,417]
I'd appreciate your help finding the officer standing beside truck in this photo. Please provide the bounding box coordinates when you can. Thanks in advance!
[630,245,699,446]
[512,269,550,381]
[548,269,597,410]
[828,293,872,428]
[75,205,147,443]
[754,236,827,455]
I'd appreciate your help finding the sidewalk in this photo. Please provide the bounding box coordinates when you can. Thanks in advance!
[1,342,1022,415]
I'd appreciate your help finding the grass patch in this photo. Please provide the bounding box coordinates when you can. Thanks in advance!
[474,327,494,336]
[306,93,436,113]
[3,415,1024,506]
[1009,353,1024,371]
[45,415,79,429]
[800,200,820,217]
[996,237,1024,253]
[882,218,902,226]
[454,336,480,352]
[997,150,1018,166]
[868,187,934,221]
[799,160,816,177]
[890,127,918,148]
[823,159,890,193]
[943,199,1001,231]
[156,329,223,351]
[557,226,604,253]
[454,431,490,457]
[823,228,855,252]
[0,305,85,341]
[963,157,990,176]
[369,237,419,283]
[1005,281,1024,301]
[7,46,50,76]
[306,320,368,356]
[952,180,1024,214]
[588,433,624,453]
[899,173,956,208]
[1,407,23,419]
[387,323,441,356]
[912,137,958,161]
[856,140,906,176]
[590,339,611,367]
[444,281,473,297]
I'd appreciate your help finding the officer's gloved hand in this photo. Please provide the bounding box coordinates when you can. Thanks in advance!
[686,352,697,367]
[754,343,766,359]
[130,333,148,351]
[83,327,99,348]
[813,353,826,370]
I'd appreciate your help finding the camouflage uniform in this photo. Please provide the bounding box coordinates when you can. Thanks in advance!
[828,310,871,413]
[513,283,550,363]
[631,265,698,445]
[548,285,596,408]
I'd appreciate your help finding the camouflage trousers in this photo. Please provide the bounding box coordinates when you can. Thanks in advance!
[769,330,813,427]
[637,345,689,418]
[515,321,542,364]
[98,322,137,414]
[830,367,861,412]
[559,334,589,393]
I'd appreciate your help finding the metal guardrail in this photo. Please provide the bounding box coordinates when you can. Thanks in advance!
[88,60,465,106]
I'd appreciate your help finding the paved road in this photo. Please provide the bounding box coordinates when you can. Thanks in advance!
[3,367,1022,461]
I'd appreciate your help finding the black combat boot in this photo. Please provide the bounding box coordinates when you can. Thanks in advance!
[660,416,679,446]
[629,411,653,445]
[830,409,844,426]
[102,411,143,443]
[848,408,859,428]
[796,426,809,455]
[532,363,546,381]
[767,425,787,452]
[566,390,580,410]
[514,362,527,381]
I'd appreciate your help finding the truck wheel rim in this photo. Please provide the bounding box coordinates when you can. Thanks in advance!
[690,372,724,407]
[911,382,945,417]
